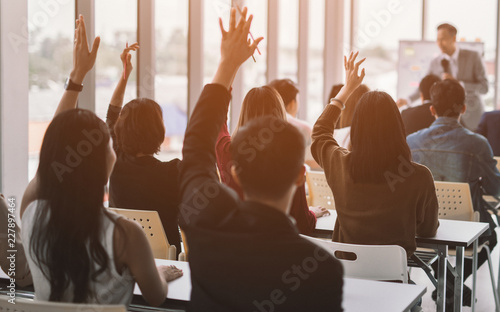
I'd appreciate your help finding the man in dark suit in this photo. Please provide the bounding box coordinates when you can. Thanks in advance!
[477,110,500,156]
[399,23,488,130]
[179,8,343,312]
[401,74,441,135]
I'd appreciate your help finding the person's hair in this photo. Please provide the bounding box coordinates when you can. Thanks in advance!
[267,79,299,108]
[235,86,287,133]
[437,23,457,36]
[114,98,165,156]
[337,84,370,128]
[349,91,411,183]
[328,84,344,101]
[32,109,121,302]
[419,74,441,101]
[430,79,466,118]
[231,116,305,200]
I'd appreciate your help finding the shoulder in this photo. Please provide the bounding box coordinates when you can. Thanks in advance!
[460,49,482,60]
[407,128,428,146]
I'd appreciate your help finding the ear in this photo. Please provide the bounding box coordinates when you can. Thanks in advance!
[430,105,438,118]
[230,165,241,187]
[294,166,306,187]
[460,104,466,114]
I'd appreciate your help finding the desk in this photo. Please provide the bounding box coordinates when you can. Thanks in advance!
[314,210,489,312]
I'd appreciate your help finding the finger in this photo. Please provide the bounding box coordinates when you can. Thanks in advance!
[90,36,100,60]
[80,15,89,50]
[243,14,254,35]
[354,57,366,72]
[229,8,236,31]
[236,7,248,29]
[360,68,366,80]
[249,37,264,51]
[344,55,347,69]
[219,17,227,37]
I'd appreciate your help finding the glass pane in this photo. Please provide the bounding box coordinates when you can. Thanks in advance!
[306,0,325,125]
[425,0,497,110]
[155,0,189,160]
[28,0,75,180]
[95,0,138,119]
[278,0,298,81]
[355,0,422,98]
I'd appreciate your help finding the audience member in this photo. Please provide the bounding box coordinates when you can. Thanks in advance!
[179,8,343,311]
[311,52,439,258]
[401,74,441,135]
[106,44,182,255]
[407,79,500,309]
[476,110,500,156]
[19,15,182,306]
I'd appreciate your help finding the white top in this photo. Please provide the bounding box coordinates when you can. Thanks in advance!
[21,200,134,305]
[287,113,314,162]
[133,259,426,312]
[333,126,351,149]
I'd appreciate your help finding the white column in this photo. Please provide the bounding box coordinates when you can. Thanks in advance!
[323,0,345,104]
[187,0,204,117]
[297,0,309,121]
[495,0,500,109]
[266,0,279,83]
[137,0,155,99]
[75,0,96,111]
[0,0,29,202]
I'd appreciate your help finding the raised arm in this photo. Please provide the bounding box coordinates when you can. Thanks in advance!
[311,52,365,170]
[179,7,262,226]
[54,15,100,117]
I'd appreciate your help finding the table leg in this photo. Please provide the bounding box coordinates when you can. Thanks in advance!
[436,245,448,312]
[471,240,478,312]
[454,246,464,312]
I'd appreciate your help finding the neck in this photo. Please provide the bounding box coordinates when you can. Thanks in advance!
[244,188,296,216]
[446,46,456,56]
[136,152,154,157]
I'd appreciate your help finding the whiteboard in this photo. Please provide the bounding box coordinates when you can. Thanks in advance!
[397,40,484,99]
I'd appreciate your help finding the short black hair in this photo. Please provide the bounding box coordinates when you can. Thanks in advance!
[231,116,305,200]
[419,74,441,101]
[430,79,465,117]
[268,79,299,107]
[437,23,457,36]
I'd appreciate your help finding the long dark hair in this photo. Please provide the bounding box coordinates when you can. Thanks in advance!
[31,109,115,302]
[349,91,411,183]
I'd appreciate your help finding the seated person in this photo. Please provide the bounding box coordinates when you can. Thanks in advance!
[179,8,343,311]
[311,52,439,259]
[401,74,441,135]
[19,15,182,306]
[407,79,500,308]
[476,110,500,156]
[0,194,32,287]
[106,44,182,255]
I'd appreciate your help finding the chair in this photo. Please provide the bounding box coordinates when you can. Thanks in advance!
[495,156,500,173]
[302,235,408,283]
[305,171,335,209]
[107,207,182,260]
[434,181,500,312]
[0,295,126,312]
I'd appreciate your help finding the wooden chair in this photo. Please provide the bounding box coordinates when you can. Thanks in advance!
[434,181,500,311]
[495,156,500,173]
[302,235,408,283]
[107,207,183,260]
[0,295,126,312]
[305,171,335,209]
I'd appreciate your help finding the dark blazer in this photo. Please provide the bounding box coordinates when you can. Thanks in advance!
[179,84,344,312]
[477,110,500,156]
[106,106,182,254]
[401,101,435,135]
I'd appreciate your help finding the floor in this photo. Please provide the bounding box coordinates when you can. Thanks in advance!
[412,227,499,312]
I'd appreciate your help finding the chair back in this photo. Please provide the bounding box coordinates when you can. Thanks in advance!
[302,235,408,283]
[306,171,335,209]
[434,181,475,221]
[0,295,126,312]
[107,207,172,259]
[494,156,500,173]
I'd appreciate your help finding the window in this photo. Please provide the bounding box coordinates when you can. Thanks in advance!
[278,0,299,81]
[155,0,189,160]
[28,0,75,179]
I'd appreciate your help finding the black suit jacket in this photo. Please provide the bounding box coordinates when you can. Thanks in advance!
[477,110,500,156]
[401,102,435,136]
[179,84,344,312]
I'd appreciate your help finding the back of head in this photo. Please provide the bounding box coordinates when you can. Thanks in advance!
[437,23,457,36]
[267,79,299,108]
[115,98,165,156]
[419,74,441,101]
[350,91,411,183]
[236,86,287,132]
[430,79,465,118]
[231,116,305,200]
[328,84,344,100]
[35,109,112,302]
[338,84,370,128]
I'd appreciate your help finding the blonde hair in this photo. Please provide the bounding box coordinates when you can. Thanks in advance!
[234,86,287,133]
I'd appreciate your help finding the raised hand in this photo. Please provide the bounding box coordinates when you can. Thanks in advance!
[159,265,183,282]
[70,15,101,84]
[343,51,366,94]
[121,42,140,80]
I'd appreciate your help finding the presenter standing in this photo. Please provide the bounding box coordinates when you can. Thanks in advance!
[399,23,488,130]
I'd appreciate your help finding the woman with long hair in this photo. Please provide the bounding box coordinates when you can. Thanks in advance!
[216,86,329,235]
[311,52,439,258]
[20,15,182,306]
